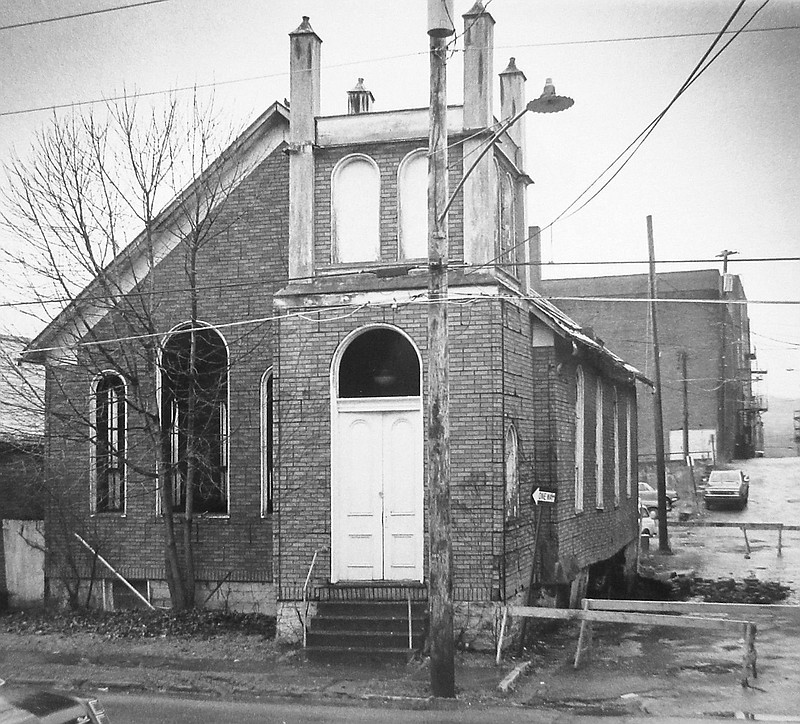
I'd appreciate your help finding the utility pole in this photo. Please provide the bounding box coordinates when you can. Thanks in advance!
[647,215,670,553]
[680,350,690,462]
[427,0,455,699]
[716,249,736,462]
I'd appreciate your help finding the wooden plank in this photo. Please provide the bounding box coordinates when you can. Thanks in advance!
[507,605,747,631]
[674,521,800,531]
[583,599,797,618]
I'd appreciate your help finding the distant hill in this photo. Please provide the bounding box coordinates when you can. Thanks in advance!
[762,396,800,458]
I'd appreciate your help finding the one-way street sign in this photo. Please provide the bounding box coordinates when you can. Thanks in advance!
[531,487,556,505]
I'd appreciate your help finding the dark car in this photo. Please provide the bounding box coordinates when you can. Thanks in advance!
[0,685,109,723]
[703,469,749,510]
[638,482,679,514]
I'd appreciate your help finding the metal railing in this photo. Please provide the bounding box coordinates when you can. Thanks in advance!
[301,548,325,648]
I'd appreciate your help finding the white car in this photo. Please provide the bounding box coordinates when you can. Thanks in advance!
[639,504,658,537]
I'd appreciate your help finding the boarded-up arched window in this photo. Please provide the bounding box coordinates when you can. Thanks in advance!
[575,366,585,513]
[332,155,380,263]
[505,424,520,520]
[398,150,428,260]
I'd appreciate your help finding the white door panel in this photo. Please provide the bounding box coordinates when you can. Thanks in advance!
[332,407,423,582]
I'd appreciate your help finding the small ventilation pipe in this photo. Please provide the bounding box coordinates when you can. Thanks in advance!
[347,78,374,114]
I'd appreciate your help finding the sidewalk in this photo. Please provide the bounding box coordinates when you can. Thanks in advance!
[2,538,799,720]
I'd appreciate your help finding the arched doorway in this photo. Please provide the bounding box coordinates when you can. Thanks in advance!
[331,326,424,582]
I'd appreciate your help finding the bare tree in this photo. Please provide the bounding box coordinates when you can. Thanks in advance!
[1,92,260,610]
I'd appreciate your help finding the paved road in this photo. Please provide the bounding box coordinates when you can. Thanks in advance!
[703,457,800,524]
[668,456,800,599]
[100,692,731,723]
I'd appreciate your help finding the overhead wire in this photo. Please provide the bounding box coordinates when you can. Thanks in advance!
[0,0,171,32]
[2,6,795,118]
[466,0,767,275]
[0,254,798,310]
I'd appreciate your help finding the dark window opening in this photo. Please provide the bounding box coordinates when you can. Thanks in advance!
[161,325,228,514]
[263,371,273,515]
[339,328,420,398]
[95,373,125,512]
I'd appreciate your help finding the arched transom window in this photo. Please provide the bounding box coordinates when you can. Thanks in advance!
[338,328,420,398]
[332,154,380,264]
[161,324,229,515]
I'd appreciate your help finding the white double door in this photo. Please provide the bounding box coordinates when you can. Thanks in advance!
[331,398,423,582]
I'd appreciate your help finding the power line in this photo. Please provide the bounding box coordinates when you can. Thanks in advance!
[16,292,800,359]
[3,15,796,118]
[1,254,798,310]
[0,0,171,33]
[467,0,766,275]
[496,23,799,49]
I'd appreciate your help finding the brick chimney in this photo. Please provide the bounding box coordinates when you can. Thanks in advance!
[288,16,321,280]
[461,1,497,268]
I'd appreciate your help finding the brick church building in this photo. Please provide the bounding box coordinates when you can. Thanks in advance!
[26,6,645,644]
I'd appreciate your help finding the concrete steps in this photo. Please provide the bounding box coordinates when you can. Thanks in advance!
[305,600,427,664]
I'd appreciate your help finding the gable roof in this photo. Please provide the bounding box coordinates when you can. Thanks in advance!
[24,102,290,364]
[527,290,651,386]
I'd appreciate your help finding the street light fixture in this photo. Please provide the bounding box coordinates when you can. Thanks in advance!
[527,77,574,114]
[438,78,574,223]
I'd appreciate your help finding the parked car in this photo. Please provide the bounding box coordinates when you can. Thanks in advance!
[638,482,679,513]
[639,504,658,537]
[703,469,749,510]
[0,684,109,723]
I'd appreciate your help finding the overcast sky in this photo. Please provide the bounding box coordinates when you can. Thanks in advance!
[1,0,798,400]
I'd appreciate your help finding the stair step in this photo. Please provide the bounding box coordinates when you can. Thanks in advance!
[312,615,426,633]
[304,645,416,665]
[307,630,424,649]
[316,601,426,617]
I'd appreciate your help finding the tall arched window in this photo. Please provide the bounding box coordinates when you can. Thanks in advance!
[161,323,228,515]
[497,167,516,272]
[505,424,520,520]
[92,371,126,513]
[613,386,621,507]
[595,380,605,509]
[626,396,634,498]
[398,150,428,260]
[574,366,585,513]
[261,369,273,516]
[332,154,380,264]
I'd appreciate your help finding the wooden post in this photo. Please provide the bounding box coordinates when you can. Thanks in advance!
[647,216,671,553]
[778,525,783,557]
[741,524,751,558]
[427,25,455,698]
[573,599,593,668]
[496,606,509,665]
[741,622,758,686]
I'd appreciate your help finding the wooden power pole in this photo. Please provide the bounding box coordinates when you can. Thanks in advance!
[647,215,671,554]
[427,0,455,699]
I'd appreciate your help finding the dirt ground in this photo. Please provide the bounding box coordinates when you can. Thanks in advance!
[2,586,799,720]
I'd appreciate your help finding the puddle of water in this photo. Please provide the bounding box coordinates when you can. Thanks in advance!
[706,713,800,722]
